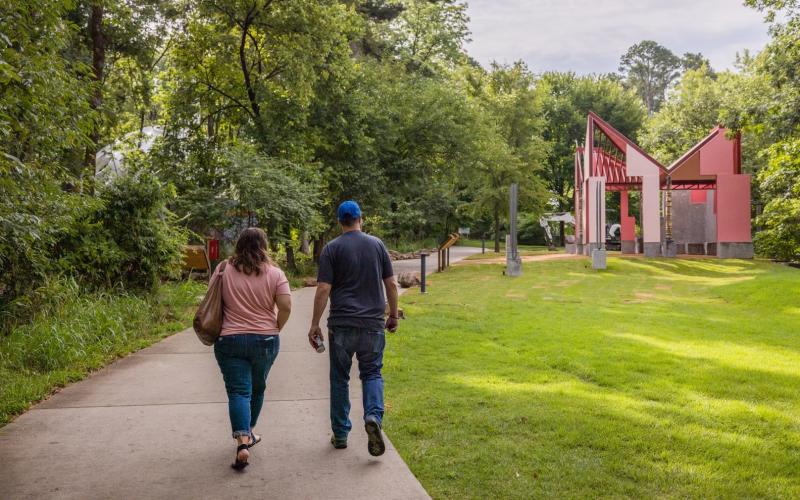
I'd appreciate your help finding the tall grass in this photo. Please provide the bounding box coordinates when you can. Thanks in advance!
[0,278,205,424]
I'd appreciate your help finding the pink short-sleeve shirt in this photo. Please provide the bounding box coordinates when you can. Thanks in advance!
[211,261,291,335]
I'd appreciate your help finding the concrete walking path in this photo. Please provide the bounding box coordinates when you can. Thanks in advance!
[0,246,479,500]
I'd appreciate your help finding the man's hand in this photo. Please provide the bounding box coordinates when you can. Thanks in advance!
[309,283,331,351]
[308,325,323,349]
[383,275,399,333]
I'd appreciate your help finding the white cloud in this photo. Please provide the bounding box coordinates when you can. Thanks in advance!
[465,0,770,73]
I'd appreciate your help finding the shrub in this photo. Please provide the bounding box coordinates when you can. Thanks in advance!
[519,212,547,245]
[55,170,188,290]
[0,156,85,308]
[755,139,800,262]
[98,171,188,289]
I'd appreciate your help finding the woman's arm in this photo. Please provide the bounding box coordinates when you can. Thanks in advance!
[275,294,292,331]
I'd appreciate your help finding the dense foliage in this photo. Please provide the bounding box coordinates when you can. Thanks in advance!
[3,0,800,321]
[639,1,800,260]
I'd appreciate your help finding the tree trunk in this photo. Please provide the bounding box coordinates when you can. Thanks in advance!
[559,221,565,247]
[284,242,297,273]
[312,236,325,264]
[238,8,268,143]
[83,2,105,187]
[300,231,310,254]
[494,206,501,253]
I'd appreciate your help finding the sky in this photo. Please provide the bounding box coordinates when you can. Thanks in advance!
[464,0,771,74]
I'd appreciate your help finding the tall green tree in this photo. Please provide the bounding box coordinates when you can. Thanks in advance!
[391,0,470,74]
[464,62,549,251]
[681,52,714,74]
[744,0,800,260]
[639,61,776,184]
[619,40,682,114]
[66,0,176,179]
[754,139,800,261]
[536,73,646,217]
[165,0,359,154]
[1,0,93,168]
[1,0,94,304]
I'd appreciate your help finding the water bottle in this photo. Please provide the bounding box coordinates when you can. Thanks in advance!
[313,334,325,353]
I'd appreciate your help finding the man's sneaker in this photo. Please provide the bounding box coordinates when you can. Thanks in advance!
[364,416,385,457]
[330,435,348,449]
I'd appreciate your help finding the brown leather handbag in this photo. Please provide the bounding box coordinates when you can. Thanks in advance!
[193,260,228,345]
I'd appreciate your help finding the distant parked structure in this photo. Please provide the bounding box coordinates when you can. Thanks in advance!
[95,126,165,182]
[571,112,753,259]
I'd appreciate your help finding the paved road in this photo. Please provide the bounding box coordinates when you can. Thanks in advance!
[0,246,479,500]
[391,245,481,275]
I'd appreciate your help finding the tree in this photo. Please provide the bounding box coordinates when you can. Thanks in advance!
[536,73,646,223]
[681,52,714,76]
[226,144,320,255]
[66,0,177,179]
[619,40,682,114]
[464,62,549,251]
[754,139,800,261]
[0,0,94,168]
[745,0,799,22]
[391,0,470,74]
[639,67,726,164]
[467,137,545,252]
[640,66,771,169]
[0,0,95,305]
[348,0,405,58]
[743,0,800,260]
[165,0,359,154]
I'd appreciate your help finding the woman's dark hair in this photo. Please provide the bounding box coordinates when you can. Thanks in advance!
[230,227,273,276]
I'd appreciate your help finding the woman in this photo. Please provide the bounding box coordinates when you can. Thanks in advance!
[210,227,292,470]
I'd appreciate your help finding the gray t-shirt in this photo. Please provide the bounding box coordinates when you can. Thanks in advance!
[317,231,394,331]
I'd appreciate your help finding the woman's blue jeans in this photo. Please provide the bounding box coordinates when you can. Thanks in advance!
[328,327,385,439]
[214,334,280,438]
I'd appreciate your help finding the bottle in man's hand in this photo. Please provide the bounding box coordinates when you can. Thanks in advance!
[312,334,325,353]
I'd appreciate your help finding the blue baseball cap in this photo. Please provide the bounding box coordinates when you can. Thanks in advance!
[337,200,362,222]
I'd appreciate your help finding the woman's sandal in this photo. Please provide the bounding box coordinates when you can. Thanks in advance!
[248,434,261,449]
[231,443,250,471]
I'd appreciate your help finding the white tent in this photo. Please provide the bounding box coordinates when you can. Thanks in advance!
[95,126,164,182]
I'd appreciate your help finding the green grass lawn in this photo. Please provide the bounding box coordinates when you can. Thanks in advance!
[385,257,800,498]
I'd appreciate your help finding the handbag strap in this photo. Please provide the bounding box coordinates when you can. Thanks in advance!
[217,260,228,306]
[217,260,228,285]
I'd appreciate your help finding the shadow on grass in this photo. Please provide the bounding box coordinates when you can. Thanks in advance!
[388,354,800,498]
[387,258,800,498]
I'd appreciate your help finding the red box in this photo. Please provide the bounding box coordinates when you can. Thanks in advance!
[207,239,219,261]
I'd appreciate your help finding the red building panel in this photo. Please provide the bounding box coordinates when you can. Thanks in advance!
[690,190,707,204]
[699,131,735,176]
[716,174,752,243]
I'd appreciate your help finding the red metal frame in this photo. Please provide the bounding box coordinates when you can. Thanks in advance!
[574,112,751,252]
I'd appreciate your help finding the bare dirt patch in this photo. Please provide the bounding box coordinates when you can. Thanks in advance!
[625,292,658,304]
[459,253,585,265]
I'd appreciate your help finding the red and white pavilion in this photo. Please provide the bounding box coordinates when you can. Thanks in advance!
[572,112,753,258]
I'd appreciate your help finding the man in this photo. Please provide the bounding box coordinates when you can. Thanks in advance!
[308,200,399,457]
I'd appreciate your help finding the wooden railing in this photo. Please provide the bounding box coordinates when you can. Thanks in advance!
[437,233,460,272]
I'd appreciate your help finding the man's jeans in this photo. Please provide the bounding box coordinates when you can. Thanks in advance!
[329,327,385,439]
[214,334,280,438]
